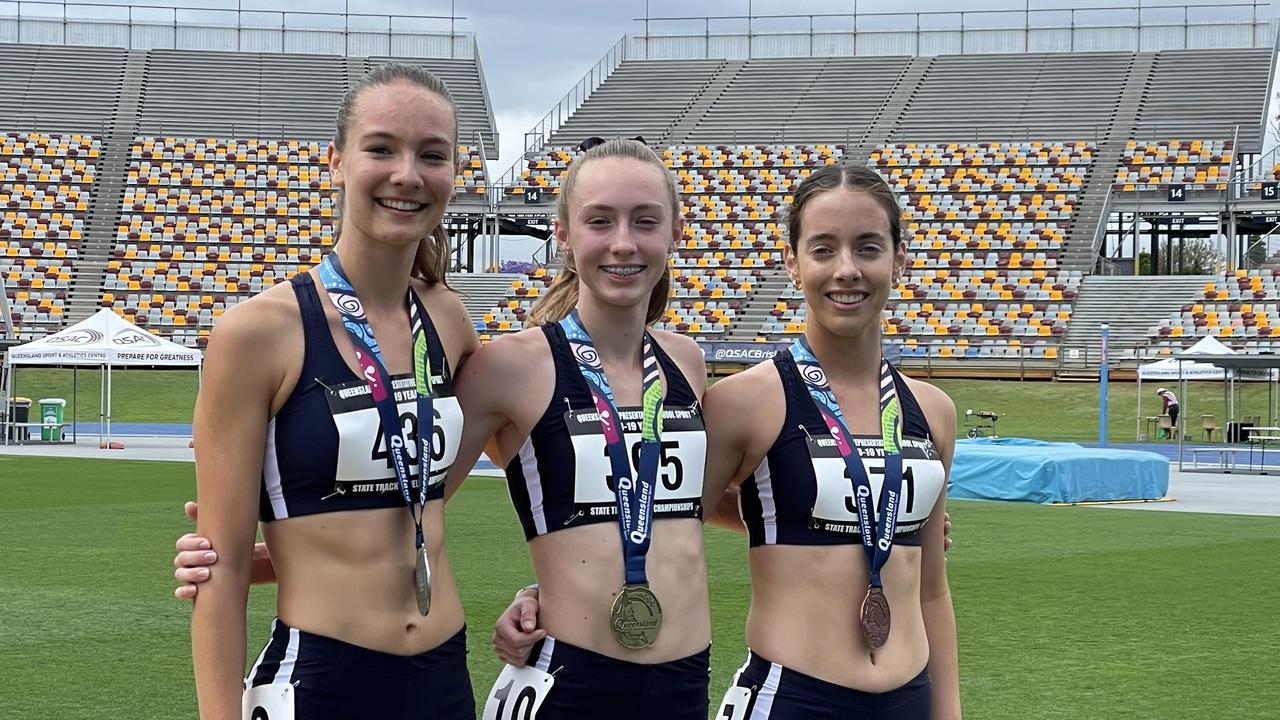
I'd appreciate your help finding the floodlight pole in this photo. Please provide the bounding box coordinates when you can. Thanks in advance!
[1100,323,1110,446]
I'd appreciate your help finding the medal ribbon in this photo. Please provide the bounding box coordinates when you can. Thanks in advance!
[560,310,664,586]
[790,336,902,591]
[318,252,434,550]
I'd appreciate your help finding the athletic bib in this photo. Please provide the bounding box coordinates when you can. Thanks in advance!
[715,686,752,720]
[243,682,295,720]
[481,664,555,720]
[806,433,945,536]
[567,404,706,516]
[324,373,462,495]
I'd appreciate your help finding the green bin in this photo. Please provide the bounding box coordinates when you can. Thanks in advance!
[38,398,66,442]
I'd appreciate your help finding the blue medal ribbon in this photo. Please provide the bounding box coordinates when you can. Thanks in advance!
[560,310,664,586]
[790,336,902,590]
[318,252,433,549]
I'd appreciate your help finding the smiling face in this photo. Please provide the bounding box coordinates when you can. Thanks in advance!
[784,186,906,339]
[328,80,459,249]
[555,156,681,318]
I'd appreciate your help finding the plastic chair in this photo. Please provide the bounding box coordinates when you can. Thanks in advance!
[1158,414,1178,440]
[1201,415,1218,442]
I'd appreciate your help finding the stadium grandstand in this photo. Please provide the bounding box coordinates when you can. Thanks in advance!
[2,0,1279,384]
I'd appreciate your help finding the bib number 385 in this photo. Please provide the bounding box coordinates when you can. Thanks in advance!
[242,683,294,720]
[482,664,554,720]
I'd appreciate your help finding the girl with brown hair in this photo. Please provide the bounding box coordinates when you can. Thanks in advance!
[189,63,478,719]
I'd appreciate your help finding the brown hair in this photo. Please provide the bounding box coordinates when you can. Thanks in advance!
[333,63,458,286]
[785,164,903,251]
[527,138,679,326]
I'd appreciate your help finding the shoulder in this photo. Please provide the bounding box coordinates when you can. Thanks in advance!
[414,279,473,332]
[711,356,781,398]
[703,359,786,478]
[200,281,301,402]
[207,279,299,351]
[650,329,707,394]
[459,326,552,381]
[705,360,784,431]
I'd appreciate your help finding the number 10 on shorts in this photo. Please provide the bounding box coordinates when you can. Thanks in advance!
[482,664,554,720]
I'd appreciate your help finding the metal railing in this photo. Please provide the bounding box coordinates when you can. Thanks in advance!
[0,0,474,58]
[492,36,627,194]
[632,2,1274,60]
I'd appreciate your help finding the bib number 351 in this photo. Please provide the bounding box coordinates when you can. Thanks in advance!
[482,664,555,720]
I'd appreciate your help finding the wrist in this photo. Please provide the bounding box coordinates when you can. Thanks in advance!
[514,583,539,601]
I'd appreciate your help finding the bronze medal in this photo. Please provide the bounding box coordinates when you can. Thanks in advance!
[414,545,432,616]
[861,586,890,648]
[609,584,663,649]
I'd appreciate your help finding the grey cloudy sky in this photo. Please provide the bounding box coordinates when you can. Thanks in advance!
[325,0,1270,170]
[27,0,1274,170]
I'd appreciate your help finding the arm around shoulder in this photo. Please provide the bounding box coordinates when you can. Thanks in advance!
[442,330,540,501]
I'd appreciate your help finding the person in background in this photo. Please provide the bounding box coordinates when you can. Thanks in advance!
[1157,387,1179,438]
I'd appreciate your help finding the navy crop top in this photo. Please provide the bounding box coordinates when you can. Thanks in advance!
[258,273,463,521]
[504,322,706,540]
[738,350,945,548]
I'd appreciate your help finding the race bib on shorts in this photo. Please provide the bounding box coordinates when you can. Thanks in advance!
[482,664,555,720]
[715,685,752,720]
[243,682,294,720]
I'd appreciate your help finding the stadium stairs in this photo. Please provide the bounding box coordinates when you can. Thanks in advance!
[66,50,148,324]
[727,272,792,341]
[1063,275,1214,360]
[446,272,522,325]
[1062,53,1158,273]
[866,57,933,143]
[664,60,745,143]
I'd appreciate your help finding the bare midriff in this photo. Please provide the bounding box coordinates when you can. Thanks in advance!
[265,501,463,656]
[528,516,710,663]
[746,543,929,692]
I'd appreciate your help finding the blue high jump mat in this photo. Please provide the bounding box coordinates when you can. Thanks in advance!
[949,437,1169,504]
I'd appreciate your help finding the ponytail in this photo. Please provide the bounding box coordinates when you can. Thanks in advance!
[413,223,451,286]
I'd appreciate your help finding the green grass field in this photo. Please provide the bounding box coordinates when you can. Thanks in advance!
[2,456,1278,718]
[10,366,1278,444]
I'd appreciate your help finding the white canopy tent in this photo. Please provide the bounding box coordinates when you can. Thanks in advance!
[2,309,202,445]
[1135,335,1234,440]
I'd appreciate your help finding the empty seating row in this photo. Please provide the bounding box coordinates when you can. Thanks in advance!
[1114,139,1233,190]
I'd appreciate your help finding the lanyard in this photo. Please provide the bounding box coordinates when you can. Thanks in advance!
[790,336,902,590]
[318,252,433,549]
[559,310,664,586]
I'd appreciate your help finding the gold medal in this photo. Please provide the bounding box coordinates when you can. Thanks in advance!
[414,545,432,616]
[609,584,663,649]
[860,586,890,649]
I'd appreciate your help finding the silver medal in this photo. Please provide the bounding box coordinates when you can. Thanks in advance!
[414,545,432,616]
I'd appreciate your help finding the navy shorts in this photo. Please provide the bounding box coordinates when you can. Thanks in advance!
[724,650,931,719]
[245,618,475,719]
[526,635,709,719]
